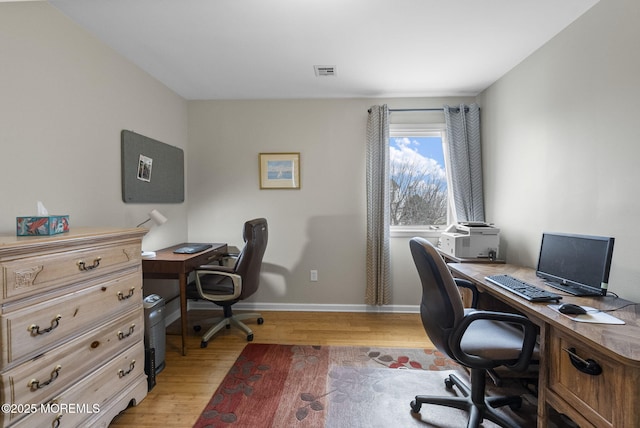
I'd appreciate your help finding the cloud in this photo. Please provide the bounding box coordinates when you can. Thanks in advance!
[390,138,446,180]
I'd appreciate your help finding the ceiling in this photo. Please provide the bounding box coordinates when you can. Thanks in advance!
[45,0,600,100]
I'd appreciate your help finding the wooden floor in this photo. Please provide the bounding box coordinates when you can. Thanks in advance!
[109,310,433,427]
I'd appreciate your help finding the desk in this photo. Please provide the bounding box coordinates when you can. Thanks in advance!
[448,262,640,428]
[141,243,227,356]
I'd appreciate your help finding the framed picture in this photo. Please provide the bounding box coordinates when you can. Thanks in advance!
[259,152,301,189]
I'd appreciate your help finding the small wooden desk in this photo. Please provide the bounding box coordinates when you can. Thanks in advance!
[141,243,227,356]
[448,262,640,428]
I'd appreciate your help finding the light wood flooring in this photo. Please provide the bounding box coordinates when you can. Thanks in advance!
[109,310,434,427]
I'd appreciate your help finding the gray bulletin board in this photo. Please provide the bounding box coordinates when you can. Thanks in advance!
[121,130,185,203]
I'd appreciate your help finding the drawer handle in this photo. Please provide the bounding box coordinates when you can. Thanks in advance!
[28,365,62,390]
[563,347,602,376]
[118,324,136,340]
[52,414,63,428]
[118,360,136,378]
[28,315,62,336]
[77,257,101,271]
[117,287,136,301]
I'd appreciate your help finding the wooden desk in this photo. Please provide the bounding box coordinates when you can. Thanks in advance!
[141,243,227,356]
[448,262,640,428]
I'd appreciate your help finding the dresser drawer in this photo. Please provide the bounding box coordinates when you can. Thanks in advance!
[1,269,142,368]
[0,242,141,303]
[0,308,143,425]
[80,371,148,428]
[11,342,145,428]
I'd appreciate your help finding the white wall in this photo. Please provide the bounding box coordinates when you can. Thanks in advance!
[0,2,188,251]
[479,0,640,301]
[187,97,474,309]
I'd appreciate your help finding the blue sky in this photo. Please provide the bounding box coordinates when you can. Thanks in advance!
[390,136,446,179]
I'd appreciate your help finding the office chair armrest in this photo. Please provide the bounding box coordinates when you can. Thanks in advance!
[197,264,235,273]
[194,269,242,302]
[450,310,537,372]
[454,278,479,308]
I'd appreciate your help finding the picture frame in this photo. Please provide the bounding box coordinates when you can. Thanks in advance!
[259,152,300,189]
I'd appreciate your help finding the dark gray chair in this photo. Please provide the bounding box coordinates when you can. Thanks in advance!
[409,237,538,428]
[186,218,268,347]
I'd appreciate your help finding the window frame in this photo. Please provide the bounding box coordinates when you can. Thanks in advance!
[388,123,452,238]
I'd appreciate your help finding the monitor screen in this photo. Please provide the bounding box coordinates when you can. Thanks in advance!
[536,232,615,296]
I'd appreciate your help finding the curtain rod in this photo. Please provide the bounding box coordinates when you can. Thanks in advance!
[389,107,468,112]
[367,106,474,113]
[390,108,445,112]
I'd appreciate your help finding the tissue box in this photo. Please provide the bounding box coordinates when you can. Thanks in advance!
[16,215,70,236]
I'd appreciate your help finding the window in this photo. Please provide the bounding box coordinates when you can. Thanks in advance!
[389,124,450,232]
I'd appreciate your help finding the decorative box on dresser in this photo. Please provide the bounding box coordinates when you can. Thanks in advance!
[0,228,148,427]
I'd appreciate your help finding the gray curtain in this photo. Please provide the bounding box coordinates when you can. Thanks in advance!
[365,105,391,305]
[444,103,485,222]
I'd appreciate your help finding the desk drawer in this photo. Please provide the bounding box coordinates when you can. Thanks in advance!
[0,242,141,303]
[1,270,142,369]
[548,327,640,427]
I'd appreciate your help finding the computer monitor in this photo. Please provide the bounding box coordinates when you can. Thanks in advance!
[536,232,615,296]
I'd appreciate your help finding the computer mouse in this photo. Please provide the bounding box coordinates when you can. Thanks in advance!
[558,303,587,315]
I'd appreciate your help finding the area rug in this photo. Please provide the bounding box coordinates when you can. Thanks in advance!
[193,344,539,428]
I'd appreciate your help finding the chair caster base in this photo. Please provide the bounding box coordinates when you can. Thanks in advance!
[194,325,201,332]
[247,334,254,341]
[410,400,421,413]
[257,317,264,325]
[200,341,208,348]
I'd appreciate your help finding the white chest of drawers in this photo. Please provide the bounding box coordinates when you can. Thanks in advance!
[0,228,148,427]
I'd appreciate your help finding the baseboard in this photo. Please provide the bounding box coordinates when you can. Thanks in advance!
[187,300,420,313]
[162,300,420,329]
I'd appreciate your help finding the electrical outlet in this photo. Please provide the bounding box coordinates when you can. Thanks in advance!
[310,270,318,281]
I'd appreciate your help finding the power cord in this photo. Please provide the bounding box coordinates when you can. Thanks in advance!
[599,301,639,312]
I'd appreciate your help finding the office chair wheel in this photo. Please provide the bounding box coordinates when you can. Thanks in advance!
[200,340,208,348]
[193,325,202,332]
[410,400,421,413]
[257,317,264,325]
[247,334,254,341]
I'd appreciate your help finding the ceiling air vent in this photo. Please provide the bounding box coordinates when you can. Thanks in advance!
[314,65,336,77]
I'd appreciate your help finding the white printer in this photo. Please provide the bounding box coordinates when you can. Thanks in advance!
[438,222,500,259]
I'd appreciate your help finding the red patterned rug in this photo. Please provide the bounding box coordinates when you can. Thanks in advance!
[193,344,538,428]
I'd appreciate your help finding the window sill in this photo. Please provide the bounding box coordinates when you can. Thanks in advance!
[390,227,444,239]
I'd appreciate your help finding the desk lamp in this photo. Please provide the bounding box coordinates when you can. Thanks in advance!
[136,209,168,228]
[138,209,168,258]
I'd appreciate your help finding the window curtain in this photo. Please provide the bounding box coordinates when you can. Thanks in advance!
[443,103,485,222]
[365,105,391,305]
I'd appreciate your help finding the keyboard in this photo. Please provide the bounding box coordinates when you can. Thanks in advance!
[173,243,213,254]
[485,274,562,302]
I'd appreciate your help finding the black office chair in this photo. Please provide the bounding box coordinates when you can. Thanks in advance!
[186,218,268,347]
[409,237,538,428]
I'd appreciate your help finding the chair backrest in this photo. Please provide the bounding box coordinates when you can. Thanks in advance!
[234,218,268,299]
[409,237,466,359]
